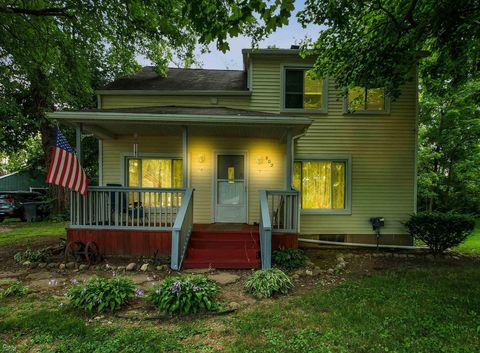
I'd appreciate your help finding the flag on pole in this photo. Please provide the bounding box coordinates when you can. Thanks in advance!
[46,128,88,195]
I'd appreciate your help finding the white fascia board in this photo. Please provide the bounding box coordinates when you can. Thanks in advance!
[48,111,312,126]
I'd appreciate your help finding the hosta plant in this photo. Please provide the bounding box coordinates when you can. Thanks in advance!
[0,281,28,298]
[245,268,293,298]
[66,276,136,312]
[149,276,219,314]
[272,248,307,270]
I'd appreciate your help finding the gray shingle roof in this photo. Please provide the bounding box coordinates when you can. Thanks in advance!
[83,106,288,117]
[101,67,248,91]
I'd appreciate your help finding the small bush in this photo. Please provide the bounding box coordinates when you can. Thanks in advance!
[14,248,50,263]
[149,276,219,314]
[245,268,293,298]
[66,276,136,312]
[272,248,307,270]
[405,212,475,254]
[0,281,28,298]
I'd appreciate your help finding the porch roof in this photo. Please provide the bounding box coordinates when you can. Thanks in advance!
[49,106,312,140]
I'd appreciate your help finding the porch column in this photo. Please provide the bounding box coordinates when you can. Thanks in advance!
[75,124,82,163]
[286,128,293,190]
[182,126,188,188]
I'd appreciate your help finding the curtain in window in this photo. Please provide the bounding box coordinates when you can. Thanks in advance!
[302,161,331,209]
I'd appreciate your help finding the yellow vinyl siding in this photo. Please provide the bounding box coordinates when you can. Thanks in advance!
[102,135,285,224]
[188,136,285,224]
[102,136,183,185]
[99,54,416,236]
[101,95,250,109]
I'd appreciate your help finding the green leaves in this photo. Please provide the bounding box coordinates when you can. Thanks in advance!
[0,281,28,298]
[66,276,136,313]
[148,275,219,315]
[245,268,293,298]
[405,212,475,254]
[272,248,307,270]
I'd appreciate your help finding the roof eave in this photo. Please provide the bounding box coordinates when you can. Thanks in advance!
[48,111,312,127]
[95,89,252,96]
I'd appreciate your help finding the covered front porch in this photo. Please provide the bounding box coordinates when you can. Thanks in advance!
[51,106,311,269]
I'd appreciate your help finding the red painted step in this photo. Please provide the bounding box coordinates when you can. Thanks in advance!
[183,228,260,269]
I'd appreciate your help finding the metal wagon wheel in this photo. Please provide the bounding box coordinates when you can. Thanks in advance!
[65,240,84,263]
[85,241,101,265]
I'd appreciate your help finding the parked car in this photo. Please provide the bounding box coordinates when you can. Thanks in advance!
[0,191,46,222]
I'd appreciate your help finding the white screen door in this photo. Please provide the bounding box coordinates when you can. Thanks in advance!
[215,154,247,223]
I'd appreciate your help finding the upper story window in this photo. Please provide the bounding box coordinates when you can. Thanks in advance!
[346,86,389,113]
[282,67,327,112]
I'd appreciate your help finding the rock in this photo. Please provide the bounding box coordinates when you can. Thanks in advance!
[335,262,346,271]
[29,262,38,269]
[65,262,76,269]
[228,302,241,310]
[128,274,153,289]
[25,272,52,280]
[37,263,47,269]
[184,268,213,274]
[336,253,344,260]
[156,265,168,271]
[47,263,57,269]
[292,274,300,280]
[79,264,89,271]
[59,263,66,270]
[22,261,31,267]
[140,263,149,272]
[327,268,335,275]
[305,269,313,276]
[117,266,126,272]
[208,272,240,285]
[126,263,137,271]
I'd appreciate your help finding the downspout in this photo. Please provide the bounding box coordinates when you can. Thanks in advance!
[290,129,307,234]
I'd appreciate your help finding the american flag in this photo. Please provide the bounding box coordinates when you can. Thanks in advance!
[46,129,88,195]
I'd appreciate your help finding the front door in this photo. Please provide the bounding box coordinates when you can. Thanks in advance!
[215,154,247,223]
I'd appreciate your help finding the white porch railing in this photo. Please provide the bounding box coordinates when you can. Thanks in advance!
[70,186,185,230]
[170,188,194,270]
[259,189,300,269]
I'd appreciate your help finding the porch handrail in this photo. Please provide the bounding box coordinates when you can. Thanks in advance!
[259,189,300,270]
[259,190,272,269]
[170,188,194,270]
[70,186,185,231]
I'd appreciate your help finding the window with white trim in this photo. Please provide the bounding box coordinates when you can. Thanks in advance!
[126,158,183,188]
[283,67,326,111]
[293,159,350,212]
[347,86,387,112]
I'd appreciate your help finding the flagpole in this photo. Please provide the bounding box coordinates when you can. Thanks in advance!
[75,124,82,163]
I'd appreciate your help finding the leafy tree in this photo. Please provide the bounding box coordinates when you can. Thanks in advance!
[298,0,479,97]
[418,77,480,213]
[297,0,480,213]
[0,0,294,157]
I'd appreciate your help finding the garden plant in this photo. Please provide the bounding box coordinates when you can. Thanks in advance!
[245,268,293,298]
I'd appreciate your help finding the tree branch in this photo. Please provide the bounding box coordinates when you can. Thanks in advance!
[0,6,73,18]
[405,0,419,28]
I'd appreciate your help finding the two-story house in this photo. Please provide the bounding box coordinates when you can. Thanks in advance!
[51,47,417,270]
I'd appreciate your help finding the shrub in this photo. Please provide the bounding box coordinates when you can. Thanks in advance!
[245,268,293,298]
[14,248,50,263]
[149,276,219,314]
[405,212,475,254]
[66,276,136,312]
[0,281,28,298]
[272,248,307,270]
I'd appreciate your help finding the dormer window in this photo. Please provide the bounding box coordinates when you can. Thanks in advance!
[282,66,327,113]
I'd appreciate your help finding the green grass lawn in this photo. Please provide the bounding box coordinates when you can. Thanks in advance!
[1,263,479,352]
[454,220,480,255]
[0,220,67,247]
